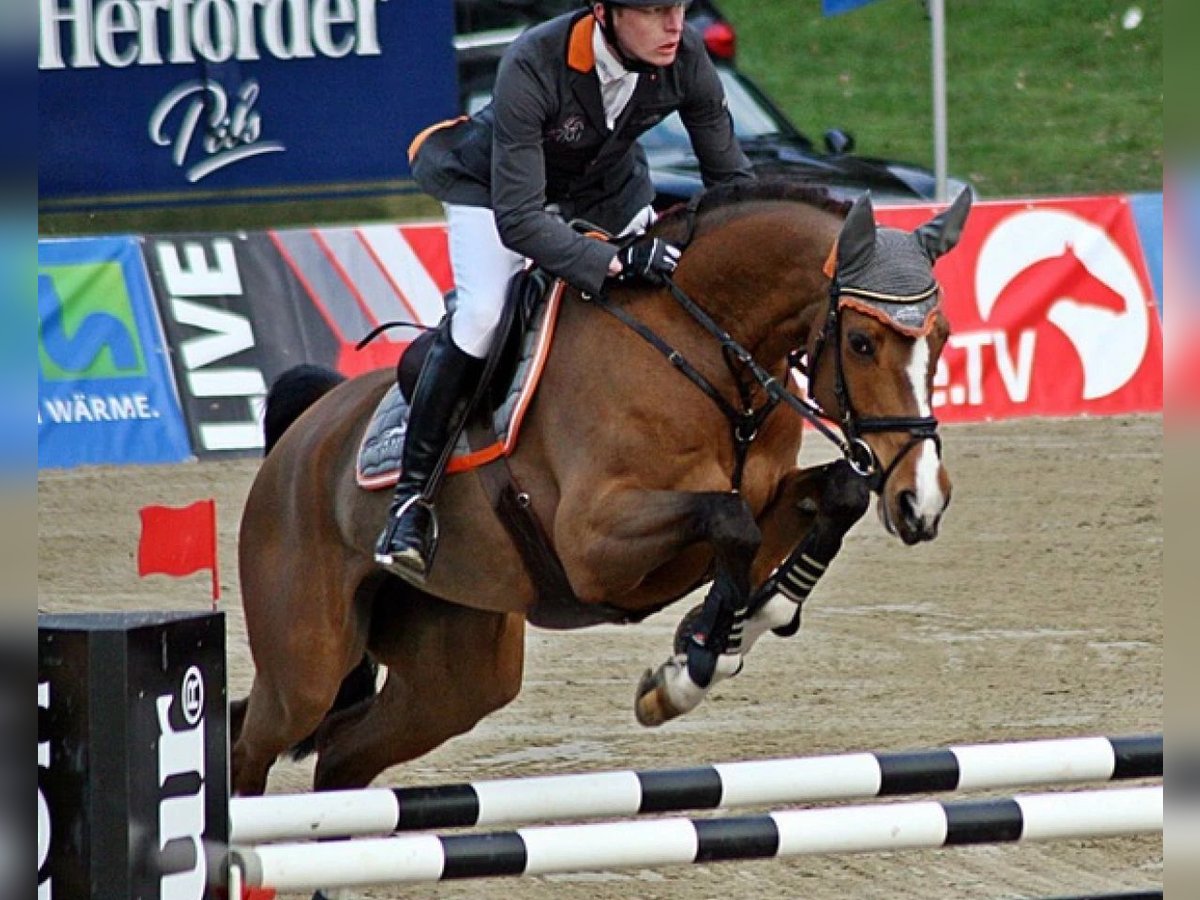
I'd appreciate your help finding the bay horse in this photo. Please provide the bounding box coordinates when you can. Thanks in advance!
[231,182,972,796]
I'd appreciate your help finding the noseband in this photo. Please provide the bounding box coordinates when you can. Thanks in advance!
[803,278,942,494]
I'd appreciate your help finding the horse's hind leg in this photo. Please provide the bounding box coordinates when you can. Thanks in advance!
[231,609,370,796]
[230,677,293,796]
[311,592,526,791]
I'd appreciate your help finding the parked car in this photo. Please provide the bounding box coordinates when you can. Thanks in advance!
[453,1,970,206]
[639,66,972,206]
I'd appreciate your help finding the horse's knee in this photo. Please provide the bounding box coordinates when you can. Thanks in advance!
[819,460,871,526]
[702,492,762,558]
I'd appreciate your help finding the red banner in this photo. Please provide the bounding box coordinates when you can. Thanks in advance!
[362,199,1162,423]
[234,198,1162,429]
[877,196,1163,422]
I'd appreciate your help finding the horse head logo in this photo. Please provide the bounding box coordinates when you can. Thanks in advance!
[974,209,1151,399]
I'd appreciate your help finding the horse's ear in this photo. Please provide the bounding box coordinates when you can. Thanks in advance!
[837,192,877,271]
[914,189,973,261]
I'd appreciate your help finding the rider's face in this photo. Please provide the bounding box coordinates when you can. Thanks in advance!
[604,4,687,67]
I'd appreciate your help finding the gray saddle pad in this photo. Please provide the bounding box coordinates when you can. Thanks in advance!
[356,280,564,490]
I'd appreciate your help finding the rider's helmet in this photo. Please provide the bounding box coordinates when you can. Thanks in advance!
[589,1,694,73]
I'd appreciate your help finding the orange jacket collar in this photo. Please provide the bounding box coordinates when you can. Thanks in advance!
[568,14,596,73]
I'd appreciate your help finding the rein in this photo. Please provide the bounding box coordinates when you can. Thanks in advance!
[588,271,940,495]
[587,283,781,490]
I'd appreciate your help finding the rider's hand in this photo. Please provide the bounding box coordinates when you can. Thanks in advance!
[613,238,682,285]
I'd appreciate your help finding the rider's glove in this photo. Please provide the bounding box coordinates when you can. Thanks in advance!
[614,238,682,285]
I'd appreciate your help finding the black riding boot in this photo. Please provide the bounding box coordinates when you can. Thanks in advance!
[374,328,483,581]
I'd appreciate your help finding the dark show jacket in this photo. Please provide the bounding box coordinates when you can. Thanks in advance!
[409,10,754,295]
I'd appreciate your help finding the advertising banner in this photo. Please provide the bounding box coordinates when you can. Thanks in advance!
[38,237,193,468]
[46,192,1163,467]
[39,611,228,900]
[877,195,1163,422]
[144,225,446,456]
[39,0,457,210]
[1130,192,1163,315]
[267,221,450,375]
[145,233,315,456]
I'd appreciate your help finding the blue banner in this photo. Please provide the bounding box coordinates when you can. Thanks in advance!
[822,0,882,15]
[39,0,457,210]
[38,238,193,468]
[1130,192,1162,318]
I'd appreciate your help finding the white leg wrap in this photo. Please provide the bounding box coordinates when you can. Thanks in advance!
[659,645,747,715]
[741,594,801,655]
[658,654,709,715]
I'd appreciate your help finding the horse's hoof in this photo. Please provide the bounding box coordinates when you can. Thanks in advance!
[634,666,684,728]
[634,668,667,727]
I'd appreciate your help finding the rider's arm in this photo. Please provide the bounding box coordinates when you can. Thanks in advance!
[677,35,754,188]
[490,50,620,294]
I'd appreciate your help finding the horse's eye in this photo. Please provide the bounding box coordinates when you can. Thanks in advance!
[847,331,875,357]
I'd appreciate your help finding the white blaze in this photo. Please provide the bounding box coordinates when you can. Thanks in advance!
[905,336,945,521]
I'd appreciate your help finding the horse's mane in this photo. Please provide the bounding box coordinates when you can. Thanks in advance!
[650,177,852,244]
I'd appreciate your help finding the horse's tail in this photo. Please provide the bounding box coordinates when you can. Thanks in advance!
[288,654,379,761]
[263,364,347,455]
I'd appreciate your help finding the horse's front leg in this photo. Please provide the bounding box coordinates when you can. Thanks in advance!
[633,492,762,727]
[740,459,871,653]
[557,485,763,727]
[654,459,871,724]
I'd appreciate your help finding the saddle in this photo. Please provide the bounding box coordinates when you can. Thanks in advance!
[356,269,564,489]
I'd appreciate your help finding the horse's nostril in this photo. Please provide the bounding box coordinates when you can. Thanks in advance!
[898,490,917,521]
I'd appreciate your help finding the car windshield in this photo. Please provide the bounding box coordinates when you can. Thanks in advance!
[638,68,787,152]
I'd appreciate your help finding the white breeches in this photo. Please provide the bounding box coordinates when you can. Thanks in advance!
[444,202,657,358]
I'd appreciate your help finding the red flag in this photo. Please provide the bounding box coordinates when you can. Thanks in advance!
[137,500,219,603]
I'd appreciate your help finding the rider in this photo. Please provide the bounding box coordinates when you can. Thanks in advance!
[376,0,755,582]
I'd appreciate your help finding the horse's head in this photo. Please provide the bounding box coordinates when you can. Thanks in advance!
[804,190,972,545]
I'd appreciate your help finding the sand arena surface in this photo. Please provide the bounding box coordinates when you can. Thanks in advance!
[38,415,1162,898]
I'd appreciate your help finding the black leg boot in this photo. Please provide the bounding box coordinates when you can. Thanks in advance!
[374,328,484,582]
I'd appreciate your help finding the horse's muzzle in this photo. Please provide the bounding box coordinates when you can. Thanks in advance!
[894,489,942,544]
[879,475,950,545]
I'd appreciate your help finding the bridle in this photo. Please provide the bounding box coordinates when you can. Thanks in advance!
[588,268,943,496]
[800,275,943,494]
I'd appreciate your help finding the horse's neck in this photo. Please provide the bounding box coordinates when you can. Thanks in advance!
[685,204,836,363]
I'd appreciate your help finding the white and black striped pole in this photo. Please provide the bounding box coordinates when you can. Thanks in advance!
[230,733,1161,843]
[231,785,1162,892]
